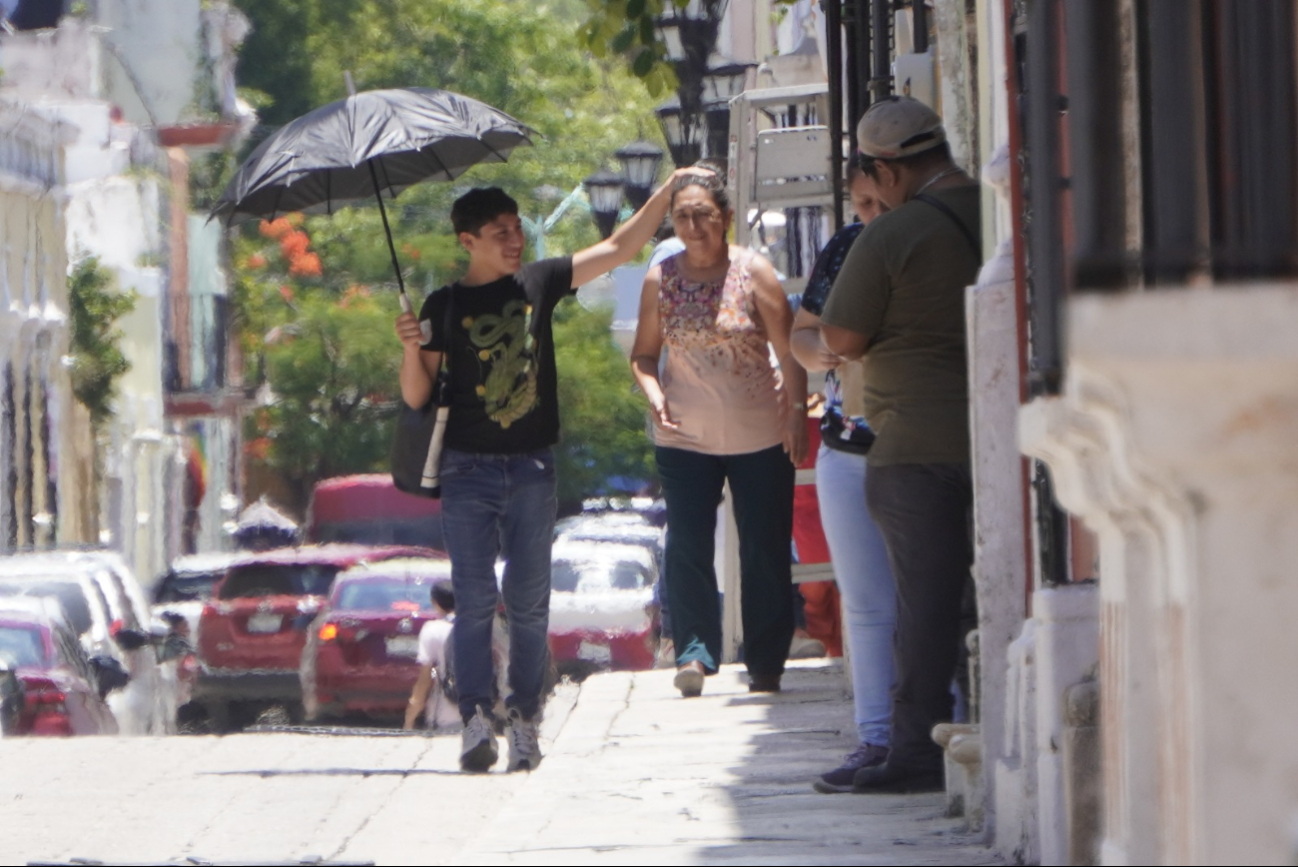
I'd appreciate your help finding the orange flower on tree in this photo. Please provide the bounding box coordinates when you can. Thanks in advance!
[278,284,295,302]
[247,253,267,269]
[279,230,310,261]
[289,252,322,277]
[259,218,294,240]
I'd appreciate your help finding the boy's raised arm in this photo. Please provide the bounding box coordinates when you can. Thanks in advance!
[570,167,714,288]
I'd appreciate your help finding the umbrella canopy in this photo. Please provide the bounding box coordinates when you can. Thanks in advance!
[211,87,535,225]
[232,497,299,551]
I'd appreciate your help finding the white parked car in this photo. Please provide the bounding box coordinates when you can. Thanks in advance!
[0,551,178,734]
[548,539,660,675]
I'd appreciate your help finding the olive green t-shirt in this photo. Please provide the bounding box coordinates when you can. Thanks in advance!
[819,185,981,466]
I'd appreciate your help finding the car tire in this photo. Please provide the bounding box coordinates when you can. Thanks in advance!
[205,700,234,734]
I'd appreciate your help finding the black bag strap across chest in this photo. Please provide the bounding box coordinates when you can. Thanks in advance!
[914,193,981,260]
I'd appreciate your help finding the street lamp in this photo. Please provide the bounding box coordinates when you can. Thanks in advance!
[701,55,756,104]
[583,170,626,239]
[614,142,665,211]
[655,97,703,168]
[704,100,731,164]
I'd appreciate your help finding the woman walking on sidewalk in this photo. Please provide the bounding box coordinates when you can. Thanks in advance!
[630,167,808,698]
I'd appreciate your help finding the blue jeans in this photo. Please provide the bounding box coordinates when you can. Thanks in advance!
[439,447,556,723]
[815,445,896,746]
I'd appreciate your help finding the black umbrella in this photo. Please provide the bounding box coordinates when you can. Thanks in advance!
[211,86,536,310]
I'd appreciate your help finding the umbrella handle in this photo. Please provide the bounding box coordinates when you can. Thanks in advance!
[399,292,413,315]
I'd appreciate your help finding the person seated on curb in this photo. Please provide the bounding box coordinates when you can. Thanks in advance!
[404,580,460,731]
[394,165,715,773]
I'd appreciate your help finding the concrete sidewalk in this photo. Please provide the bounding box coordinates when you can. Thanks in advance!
[460,659,997,866]
[0,660,998,866]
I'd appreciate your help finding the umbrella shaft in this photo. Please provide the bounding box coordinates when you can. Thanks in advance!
[367,158,408,301]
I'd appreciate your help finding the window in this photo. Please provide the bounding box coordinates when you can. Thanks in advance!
[0,624,47,668]
[219,564,342,600]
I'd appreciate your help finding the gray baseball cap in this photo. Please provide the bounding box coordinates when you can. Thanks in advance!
[856,96,946,159]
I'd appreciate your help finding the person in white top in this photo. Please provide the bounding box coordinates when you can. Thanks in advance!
[404,582,460,730]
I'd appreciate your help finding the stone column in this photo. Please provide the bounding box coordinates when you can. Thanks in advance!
[1019,285,1298,865]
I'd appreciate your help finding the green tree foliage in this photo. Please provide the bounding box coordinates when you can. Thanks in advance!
[553,301,654,512]
[576,0,684,96]
[242,281,401,509]
[230,0,663,506]
[67,258,137,425]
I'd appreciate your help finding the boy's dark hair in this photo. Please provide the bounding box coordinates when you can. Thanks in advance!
[858,141,953,181]
[670,159,730,211]
[430,580,455,614]
[451,187,519,235]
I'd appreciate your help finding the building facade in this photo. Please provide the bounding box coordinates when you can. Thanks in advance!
[790,0,1298,863]
[0,3,249,582]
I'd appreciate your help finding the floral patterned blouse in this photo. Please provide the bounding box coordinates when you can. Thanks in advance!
[654,248,785,455]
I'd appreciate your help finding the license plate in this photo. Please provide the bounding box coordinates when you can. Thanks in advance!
[577,640,612,665]
[247,613,283,633]
[385,635,419,657]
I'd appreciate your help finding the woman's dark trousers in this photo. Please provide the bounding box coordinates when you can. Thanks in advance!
[655,443,796,679]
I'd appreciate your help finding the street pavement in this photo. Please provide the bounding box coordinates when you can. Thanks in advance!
[0,660,1000,866]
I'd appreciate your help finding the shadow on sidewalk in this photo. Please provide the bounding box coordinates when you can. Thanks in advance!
[202,767,460,778]
[694,660,997,865]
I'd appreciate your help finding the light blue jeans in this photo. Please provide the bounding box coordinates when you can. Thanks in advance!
[815,444,896,746]
[439,447,556,723]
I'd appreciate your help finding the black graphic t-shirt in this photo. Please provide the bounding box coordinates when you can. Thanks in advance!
[418,257,575,454]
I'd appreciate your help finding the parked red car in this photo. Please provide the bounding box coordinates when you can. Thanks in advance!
[0,600,124,736]
[300,558,452,723]
[194,544,437,730]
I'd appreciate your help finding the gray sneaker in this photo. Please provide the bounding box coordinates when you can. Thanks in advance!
[459,707,499,773]
[506,707,542,772]
[812,743,889,793]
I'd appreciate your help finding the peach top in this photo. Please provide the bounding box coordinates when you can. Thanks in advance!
[653,250,785,455]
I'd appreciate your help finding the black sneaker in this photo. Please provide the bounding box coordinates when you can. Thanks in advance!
[812,743,889,793]
[851,760,944,793]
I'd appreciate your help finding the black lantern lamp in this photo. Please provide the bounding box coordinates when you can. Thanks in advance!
[655,0,718,64]
[583,170,626,239]
[701,55,756,104]
[657,14,686,62]
[703,100,731,164]
[655,96,703,168]
[614,142,665,211]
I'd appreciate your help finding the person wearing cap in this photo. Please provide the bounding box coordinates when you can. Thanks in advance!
[818,96,981,793]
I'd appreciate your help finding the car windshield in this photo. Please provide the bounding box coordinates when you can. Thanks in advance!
[335,578,435,613]
[552,558,654,593]
[156,571,222,603]
[0,624,49,668]
[0,581,92,635]
[218,564,341,600]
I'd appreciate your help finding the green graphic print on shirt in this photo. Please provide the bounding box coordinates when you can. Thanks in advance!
[466,299,537,429]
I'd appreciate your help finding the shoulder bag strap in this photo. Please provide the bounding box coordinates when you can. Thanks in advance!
[434,288,454,405]
[914,193,981,259]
